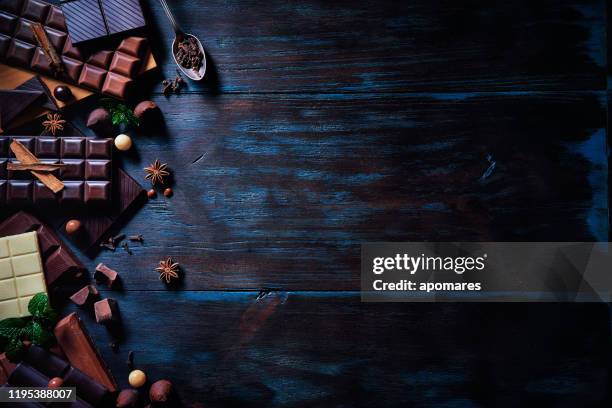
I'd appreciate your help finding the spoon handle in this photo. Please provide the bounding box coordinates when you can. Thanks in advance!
[158,0,184,35]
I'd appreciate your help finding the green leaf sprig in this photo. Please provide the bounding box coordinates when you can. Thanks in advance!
[101,99,140,128]
[0,293,58,361]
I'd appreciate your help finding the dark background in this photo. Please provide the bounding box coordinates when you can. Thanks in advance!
[5,0,612,406]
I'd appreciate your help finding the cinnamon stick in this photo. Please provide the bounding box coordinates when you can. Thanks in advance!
[31,23,63,74]
[10,140,64,193]
[7,163,65,172]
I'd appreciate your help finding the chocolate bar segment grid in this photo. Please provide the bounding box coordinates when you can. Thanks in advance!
[0,136,112,206]
[0,0,149,99]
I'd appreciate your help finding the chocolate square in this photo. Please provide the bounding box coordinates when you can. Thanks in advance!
[0,181,5,204]
[35,138,60,158]
[0,12,17,35]
[33,181,57,204]
[0,0,24,15]
[7,180,33,204]
[61,0,107,44]
[44,6,66,31]
[100,0,145,35]
[30,47,53,74]
[78,64,106,90]
[61,56,83,82]
[117,36,146,57]
[8,160,33,180]
[0,159,6,179]
[101,72,132,99]
[14,18,36,43]
[84,181,110,203]
[61,36,82,60]
[60,159,84,179]
[87,50,113,68]
[10,138,35,156]
[60,181,84,203]
[0,139,7,155]
[85,160,110,180]
[86,139,111,158]
[109,51,139,77]
[21,0,50,23]
[43,26,66,51]
[6,39,35,66]
[0,33,10,56]
[61,138,85,158]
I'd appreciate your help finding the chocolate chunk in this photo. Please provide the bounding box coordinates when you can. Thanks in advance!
[23,345,70,378]
[70,284,99,306]
[0,212,86,286]
[8,363,49,387]
[54,313,117,392]
[78,64,107,89]
[0,89,44,131]
[94,263,118,287]
[14,76,59,111]
[94,298,118,324]
[64,366,111,406]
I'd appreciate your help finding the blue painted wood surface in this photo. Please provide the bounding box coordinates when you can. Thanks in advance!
[3,0,612,406]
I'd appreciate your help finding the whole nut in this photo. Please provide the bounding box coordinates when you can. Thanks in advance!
[86,108,113,136]
[116,389,139,408]
[65,219,82,235]
[147,189,156,199]
[115,134,133,151]
[149,380,173,404]
[48,377,63,388]
[134,100,159,121]
[128,369,147,388]
[163,188,173,197]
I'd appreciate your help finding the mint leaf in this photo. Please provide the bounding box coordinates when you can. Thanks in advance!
[31,322,53,346]
[28,293,49,317]
[20,323,34,341]
[0,318,27,339]
[5,337,23,362]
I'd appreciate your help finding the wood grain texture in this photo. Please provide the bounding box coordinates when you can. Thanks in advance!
[51,91,608,290]
[142,0,607,93]
[68,292,610,407]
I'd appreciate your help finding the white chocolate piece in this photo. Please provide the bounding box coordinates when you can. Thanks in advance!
[0,232,47,317]
[114,134,133,151]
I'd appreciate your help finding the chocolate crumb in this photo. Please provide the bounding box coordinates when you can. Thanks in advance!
[122,242,133,255]
[127,350,135,370]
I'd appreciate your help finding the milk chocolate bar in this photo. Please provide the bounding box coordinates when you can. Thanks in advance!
[0,231,47,318]
[0,0,150,99]
[54,312,117,392]
[0,136,113,206]
[0,211,86,286]
[61,0,146,45]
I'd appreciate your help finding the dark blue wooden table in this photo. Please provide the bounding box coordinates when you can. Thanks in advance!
[8,0,612,406]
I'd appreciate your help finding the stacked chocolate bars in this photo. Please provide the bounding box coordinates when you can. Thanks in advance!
[0,137,113,207]
[0,0,150,99]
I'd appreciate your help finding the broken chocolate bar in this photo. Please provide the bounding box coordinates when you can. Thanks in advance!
[70,284,99,306]
[54,312,117,392]
[94,263,118,287]
[0,211,86,286]
[94,298,118,324]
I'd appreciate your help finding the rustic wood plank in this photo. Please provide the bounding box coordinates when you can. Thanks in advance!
[68,291,610,407]
[40,91,607,291]
[142,0,607,93]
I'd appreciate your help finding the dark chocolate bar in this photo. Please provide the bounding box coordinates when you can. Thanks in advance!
[0,0,150,99]
[61,0,146,44]
[0,136,113,206]
[0,88,44,131]
[12,346,111,407]
[15,76,59,111]
[0,211,86,286]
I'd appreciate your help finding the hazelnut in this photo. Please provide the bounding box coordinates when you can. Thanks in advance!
[48,377,64,388]
[128,369,147,388]
[134,100,160,121]
[86,108,113,136]
[149,380,174,404]
[53,86,73,102]
[65,219,82,235]
[147,189,156,199]
[115,134,133,151]
[163,188,173,197]
[48,377,63,388]
[116,389,139,408]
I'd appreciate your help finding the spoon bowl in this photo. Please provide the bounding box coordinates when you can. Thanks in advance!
[159,0,206,81]
[172,33,206,81]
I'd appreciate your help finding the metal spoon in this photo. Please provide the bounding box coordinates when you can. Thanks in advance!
[159,0,206,81]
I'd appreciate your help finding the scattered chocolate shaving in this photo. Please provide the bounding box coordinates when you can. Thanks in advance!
[161,70,184,95]
[128,235,144,242]
[175,36,203,72]
[122,242,133,255]
[126,351,135,370]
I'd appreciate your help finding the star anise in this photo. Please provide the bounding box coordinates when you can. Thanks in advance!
[144,159,170,186]
[41,113,66,136]
[156,258,180,283]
